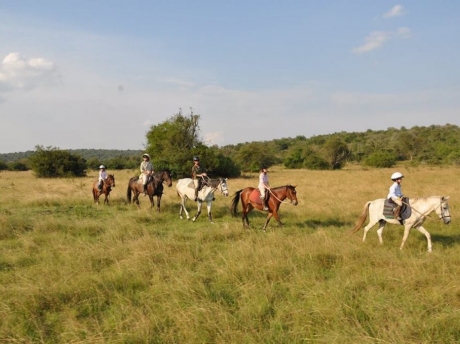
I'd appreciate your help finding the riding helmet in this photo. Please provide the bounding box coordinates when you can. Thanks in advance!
[143,153,151,159]
[99,165,106,169]
[193,156,200,161]
[391,172,404,180]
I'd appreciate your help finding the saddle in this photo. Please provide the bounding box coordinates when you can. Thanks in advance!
[249,189,269,205]
[383,197,411,221]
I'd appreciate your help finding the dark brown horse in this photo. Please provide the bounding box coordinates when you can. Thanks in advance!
[127,170,173,211]
[231,185,298,231]
[92,174,116,205]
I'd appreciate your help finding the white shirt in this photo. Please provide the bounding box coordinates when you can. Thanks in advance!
[258,172,269,189]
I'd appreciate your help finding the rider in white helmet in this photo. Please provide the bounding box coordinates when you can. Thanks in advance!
[98,165,107,191]
[387,172,404,220]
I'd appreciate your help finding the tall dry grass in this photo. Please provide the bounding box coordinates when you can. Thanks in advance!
[1,166,460,343]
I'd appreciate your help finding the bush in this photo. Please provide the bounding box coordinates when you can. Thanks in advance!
[29,146,87,178]
[364,152,396,168]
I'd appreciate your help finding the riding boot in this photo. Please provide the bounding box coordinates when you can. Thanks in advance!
[262,198,268,211]
[143,184,148,195]
[194,188,199,202]
[98,182,103,191]
[394,206,402,221]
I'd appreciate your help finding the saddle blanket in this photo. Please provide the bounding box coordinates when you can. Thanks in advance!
[249,189,268,205]
[383,197,411,220]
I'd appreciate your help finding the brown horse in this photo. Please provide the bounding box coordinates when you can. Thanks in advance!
[127,169,173,211]
[92,174,116,205]
[231,185,298,231]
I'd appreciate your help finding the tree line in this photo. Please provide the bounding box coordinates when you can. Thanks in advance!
[1,110,459,177]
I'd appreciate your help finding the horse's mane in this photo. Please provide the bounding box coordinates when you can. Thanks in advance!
[208,177,226,188]
[272,184,295,190]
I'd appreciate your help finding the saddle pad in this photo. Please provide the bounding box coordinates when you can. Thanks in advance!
[188,180,195,188]
[383,197,411,220]
[249,189,263,205]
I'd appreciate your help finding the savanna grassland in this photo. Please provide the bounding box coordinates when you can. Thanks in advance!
[1,166,460,343]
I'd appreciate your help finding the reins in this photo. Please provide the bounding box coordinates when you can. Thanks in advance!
[268,187,293,204]
[402,198,445,219]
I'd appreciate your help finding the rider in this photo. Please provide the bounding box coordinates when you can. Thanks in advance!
[191,156,207,201]
[258,165,271,211]
[98,165,108,191]
[388,172,404,220]
[140,153,154,195]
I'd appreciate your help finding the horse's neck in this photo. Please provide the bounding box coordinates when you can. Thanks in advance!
[410,197,439,214]
[271,187,287,200]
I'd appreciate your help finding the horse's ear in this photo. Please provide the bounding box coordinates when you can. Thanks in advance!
[443,196,450,201]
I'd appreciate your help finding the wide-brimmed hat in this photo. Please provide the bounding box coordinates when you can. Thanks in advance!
[143,153,151,159]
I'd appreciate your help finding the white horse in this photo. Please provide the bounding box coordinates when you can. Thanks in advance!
[176,177,229,222]
[352,196,451,252]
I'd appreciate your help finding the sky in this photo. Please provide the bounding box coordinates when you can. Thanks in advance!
[1,1,459,153]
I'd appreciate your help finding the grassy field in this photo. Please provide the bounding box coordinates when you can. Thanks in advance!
[1,166,460,343]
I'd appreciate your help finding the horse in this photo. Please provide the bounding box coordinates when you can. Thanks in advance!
[176,177,229,222]
[351,196,451,252]
[231,185,298,231]
[92,174,116,205]
[126,170,173,211]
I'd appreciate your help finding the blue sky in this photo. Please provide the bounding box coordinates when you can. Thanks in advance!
[1,1,459,153]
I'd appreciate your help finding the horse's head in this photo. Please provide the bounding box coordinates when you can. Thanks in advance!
[436,196,451,224]
[286,185,298,205]
[156,170,173,187]
[219,178,229,197]
[108,174,115,187]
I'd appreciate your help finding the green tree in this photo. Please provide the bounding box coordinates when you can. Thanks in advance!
[29,146,87,178]
[145,109,241,178]
[322,137,350,170]
[233,142,277,172]
[0,160,7,171]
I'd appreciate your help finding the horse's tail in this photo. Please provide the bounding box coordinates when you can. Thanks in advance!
[230,190,243,217]
[351,201,371,233]
[127,183,132,203]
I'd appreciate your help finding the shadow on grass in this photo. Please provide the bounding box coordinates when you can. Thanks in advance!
[431,234,460,248]
[296,219,351,229]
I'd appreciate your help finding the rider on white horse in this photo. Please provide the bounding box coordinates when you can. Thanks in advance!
[388,172,404,220]
[191,156,208,201]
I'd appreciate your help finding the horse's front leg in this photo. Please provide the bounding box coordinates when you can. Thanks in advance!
[206,201,213,223]
[415,225,432,253]
[262,213,274,232]
[149,194,154,209]
[156,196,161,212]
[192,201,203,222]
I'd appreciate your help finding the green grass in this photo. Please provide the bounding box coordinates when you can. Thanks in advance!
[1,167,460,343]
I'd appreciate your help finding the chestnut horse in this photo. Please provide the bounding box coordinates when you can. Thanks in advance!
[127,170,173,211]
[231,185,298,231]
[92,174,116,205]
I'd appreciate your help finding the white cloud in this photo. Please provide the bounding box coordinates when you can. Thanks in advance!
[352,27,411,54]
[383,5,405,18]
[352,31,392,54]
[0,52,56,92]
[396,27,412,39]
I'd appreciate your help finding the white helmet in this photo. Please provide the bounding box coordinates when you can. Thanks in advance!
[143,153,150,159]
[99,165,106,169]
[391,172,403,180]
